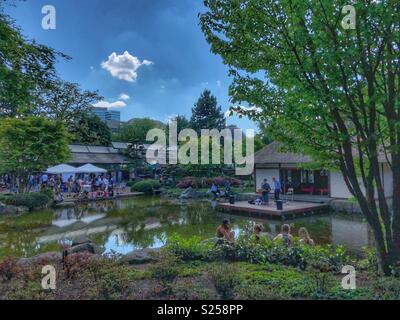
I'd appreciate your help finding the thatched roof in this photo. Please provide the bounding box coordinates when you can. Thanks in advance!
[254,142,311,164]
[255,142,390,165]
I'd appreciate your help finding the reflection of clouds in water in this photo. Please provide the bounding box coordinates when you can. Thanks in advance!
[104,231,167,255]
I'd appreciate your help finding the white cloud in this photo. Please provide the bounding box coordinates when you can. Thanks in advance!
[119,93,130,101]
[93,100,127,109]
[216,80,221,87]
[101,51,153,82]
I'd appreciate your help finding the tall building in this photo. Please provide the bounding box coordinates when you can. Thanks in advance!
[91,107,109,122]
[91,107,121,133]
[106,110,121,122]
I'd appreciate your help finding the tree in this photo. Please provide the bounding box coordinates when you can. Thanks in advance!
[70,113,111,146]
[171,114,191,134]
[35,79,102,123]
[255,123,272,152]
[113,118,166,143]
[200,0,400,274]
[0,10,67,117]
[190,90,226,133]
[0,117,71,192]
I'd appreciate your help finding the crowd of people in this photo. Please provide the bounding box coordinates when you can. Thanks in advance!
[0,172,127,203]
[215,219,315,246]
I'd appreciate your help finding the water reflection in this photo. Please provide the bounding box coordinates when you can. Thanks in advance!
[0,197,374,258]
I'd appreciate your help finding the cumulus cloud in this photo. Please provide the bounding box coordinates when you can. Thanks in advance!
[119,93,130,101]
[93,100,127,109]
[101,51,153,82]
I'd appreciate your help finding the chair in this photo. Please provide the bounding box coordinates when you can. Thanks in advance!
[285,188,294,203]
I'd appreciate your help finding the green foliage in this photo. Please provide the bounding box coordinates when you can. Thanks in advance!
[0,192,50,210]
[149,254,180,294]
[172,281,218,300]
[209,263,239,299]
[200,0,400,275]
[113,118,166,143]
[131,180,160,194]
[0,117,71,192]
[167,235,349,271]
[190,90,226,134]
[0,11,67,117]
[70,113,111,146]
[167,235,212,261]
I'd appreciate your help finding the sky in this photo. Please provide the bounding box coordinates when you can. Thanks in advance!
[5,0,257,131]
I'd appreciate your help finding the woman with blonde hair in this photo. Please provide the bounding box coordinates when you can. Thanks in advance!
[298,227,315,246]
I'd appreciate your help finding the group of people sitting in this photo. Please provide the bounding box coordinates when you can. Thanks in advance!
[216,219,315,246]
[210,180,232,199]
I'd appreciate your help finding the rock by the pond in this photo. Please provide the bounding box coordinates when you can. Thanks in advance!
[121,248,161,265]
[67,242,104,255]
[0,203,29,215]
[18,252,63,266]
[179,187,199,199]
[72,235,92,247]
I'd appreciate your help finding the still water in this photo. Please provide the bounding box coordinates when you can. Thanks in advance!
[0,197,374,259]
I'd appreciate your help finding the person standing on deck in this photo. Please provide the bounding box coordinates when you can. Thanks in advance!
[272,177,281,201]
[261,178,271,205]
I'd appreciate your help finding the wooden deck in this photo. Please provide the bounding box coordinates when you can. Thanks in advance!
[217,200,330,220]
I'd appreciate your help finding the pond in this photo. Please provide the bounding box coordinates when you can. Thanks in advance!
[0,197,374,259]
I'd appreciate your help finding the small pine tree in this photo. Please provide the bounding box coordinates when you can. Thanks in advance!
[190,90,226,133]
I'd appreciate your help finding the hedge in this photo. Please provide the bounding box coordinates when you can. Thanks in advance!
[131,180,161,194]
[0,192,51,210]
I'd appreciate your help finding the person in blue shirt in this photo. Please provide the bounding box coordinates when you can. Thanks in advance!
[261,179,271,205]
[210,183,220,198]
[272,177,281,201]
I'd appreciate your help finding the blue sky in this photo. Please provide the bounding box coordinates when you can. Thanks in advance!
[5,0,256,130]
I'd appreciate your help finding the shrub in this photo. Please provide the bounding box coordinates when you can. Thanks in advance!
[172,282,218,300]
[167,235,211,261]
[176,177,199,189]
[176,176,243,189]
[149,254,181,294]
[235,281,289,300]
[165,235,349,272]
[0,258,21,282]
[2,192,51,210]
[209,263,239,300]
[132,180,160,194]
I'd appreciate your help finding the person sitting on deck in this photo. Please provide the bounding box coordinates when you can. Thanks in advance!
[273,224,293,246]
[298,227,315,246]
[216,219,235,243]
[210,183,220,198]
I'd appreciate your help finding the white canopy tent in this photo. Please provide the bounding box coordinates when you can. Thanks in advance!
[45,164,77,174]
[76,164,107,174]
[45,164,78,183]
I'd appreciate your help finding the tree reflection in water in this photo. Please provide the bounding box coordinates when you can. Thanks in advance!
[0,197,374,259]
